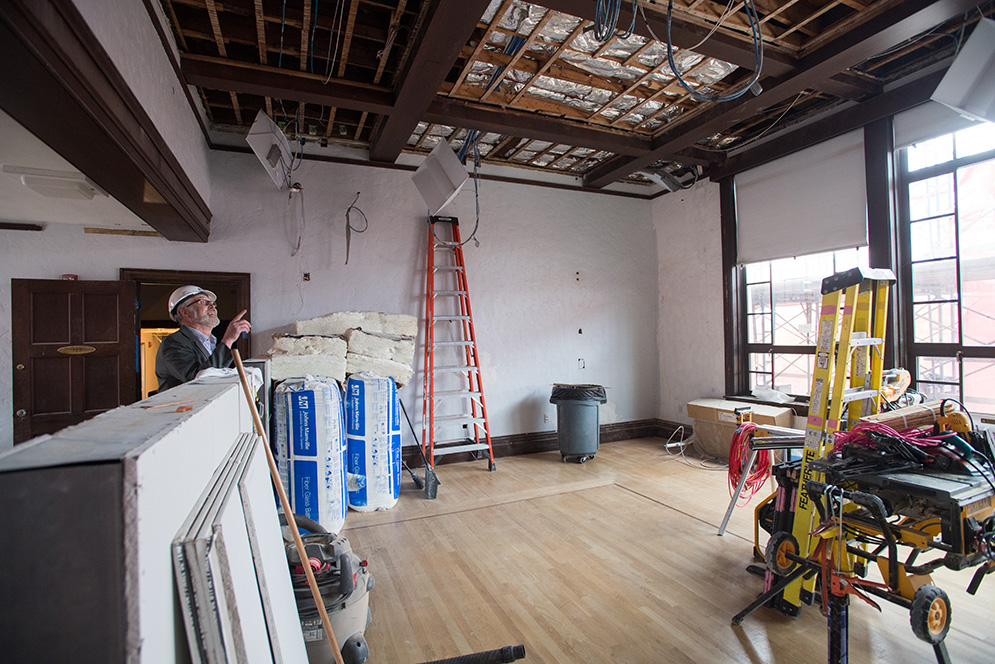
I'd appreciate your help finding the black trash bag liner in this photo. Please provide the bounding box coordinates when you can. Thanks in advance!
[550,384,607,404]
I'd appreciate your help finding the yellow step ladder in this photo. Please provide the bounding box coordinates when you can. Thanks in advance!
[784,266,895,608]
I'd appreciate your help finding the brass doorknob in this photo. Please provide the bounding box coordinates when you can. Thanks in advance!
[16,409,27,417]
[16,364,25,371]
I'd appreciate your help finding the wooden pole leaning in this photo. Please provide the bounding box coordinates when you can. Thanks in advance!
[232,350,345,664]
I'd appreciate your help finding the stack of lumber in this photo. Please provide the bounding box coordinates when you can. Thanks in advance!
[268,310,417,386]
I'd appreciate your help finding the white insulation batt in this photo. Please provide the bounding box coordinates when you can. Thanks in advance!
[269,354,346,383]
[346,353,413,388]
[268,334,347,357]
[343,329,416,365]
[268,334,347,382]
[345,373,401,512]
[272,377,348,534]
[295,311,418,337]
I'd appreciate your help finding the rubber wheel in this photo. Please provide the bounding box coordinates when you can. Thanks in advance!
[910,585,951,644]
[578,456,589,464]
[765,531,799,576]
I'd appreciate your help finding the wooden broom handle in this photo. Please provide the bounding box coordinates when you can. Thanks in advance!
[232,351,346,664]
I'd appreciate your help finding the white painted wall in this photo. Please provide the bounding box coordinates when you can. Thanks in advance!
[70,0,212,204]
[653,181,727,425]
[0,151,661,448]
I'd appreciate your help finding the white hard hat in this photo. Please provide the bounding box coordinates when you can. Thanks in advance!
[168,285,216,322]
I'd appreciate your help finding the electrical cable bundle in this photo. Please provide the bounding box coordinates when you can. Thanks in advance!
[663,0,764,103]
[592,0,636,42]
[831,421,946,455]
[727,421,771,504]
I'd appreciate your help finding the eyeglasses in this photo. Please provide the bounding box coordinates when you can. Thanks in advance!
[185,298,216,309]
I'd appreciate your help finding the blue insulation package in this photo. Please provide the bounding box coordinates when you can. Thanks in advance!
[346,372,401,511]
[273,376,348,533]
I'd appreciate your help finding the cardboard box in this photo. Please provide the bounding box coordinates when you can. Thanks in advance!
[686,398,794,459]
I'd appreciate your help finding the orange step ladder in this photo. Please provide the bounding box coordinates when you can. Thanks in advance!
[422,215,496,470]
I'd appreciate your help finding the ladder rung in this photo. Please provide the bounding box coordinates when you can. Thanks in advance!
[434,290,468,296]
[433,415,487,425]
[433,390,482,399]
[841,388,878,403]
[847,337,883,348]
[433,315,471,321]
[432,443,489,456]
[434,266,464,271]
[432,365,479,373]
[433,341,473,347]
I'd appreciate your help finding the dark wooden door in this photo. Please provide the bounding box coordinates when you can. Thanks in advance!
[12,279,137,443]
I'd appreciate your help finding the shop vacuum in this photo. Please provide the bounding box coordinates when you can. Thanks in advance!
[282,514,374,664]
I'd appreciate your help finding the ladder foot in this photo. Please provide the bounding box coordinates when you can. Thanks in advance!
[488,461,496,471]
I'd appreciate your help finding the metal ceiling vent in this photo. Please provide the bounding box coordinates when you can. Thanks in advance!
[2,165,108,200]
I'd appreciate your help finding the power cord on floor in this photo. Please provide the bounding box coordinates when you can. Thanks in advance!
[661,426,728,470]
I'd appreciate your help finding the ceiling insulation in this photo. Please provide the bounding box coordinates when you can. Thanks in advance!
[163,0,994,189]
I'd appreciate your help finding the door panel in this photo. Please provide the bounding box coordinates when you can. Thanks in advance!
[32,357,72,415]
[12,279,137,443]
[82,293,122,342]
[84,356,121,411]
[31,292,71,344]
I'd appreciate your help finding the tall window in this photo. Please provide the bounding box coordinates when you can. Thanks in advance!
[744,247,868,396]
[899,123,995,417]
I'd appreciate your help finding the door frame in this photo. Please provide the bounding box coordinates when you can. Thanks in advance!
[119,268,251,401]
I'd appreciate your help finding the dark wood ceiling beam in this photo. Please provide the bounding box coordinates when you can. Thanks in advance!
[368,0,493,163]
[583,0,981,188]
[709,67,947,179]
[675,146,724,167]
[180,53,395,115]
[2,0,211,241]
[449,0,514,95]
[821,70,882,98]
[424,96,654,157]
[539,0,797,77]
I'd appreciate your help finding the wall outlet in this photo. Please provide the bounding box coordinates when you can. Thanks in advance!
[578,358,585,369]
[543,414,550,424]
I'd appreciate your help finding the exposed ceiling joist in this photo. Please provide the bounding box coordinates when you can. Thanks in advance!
[181,54,395,115]
[539,0,798,77]
[424,96,652,156]
[583,0,983,188]
[368,0,494,162]
[152,0,989,193]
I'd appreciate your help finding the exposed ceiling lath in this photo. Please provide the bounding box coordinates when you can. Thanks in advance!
[164,0,993,189]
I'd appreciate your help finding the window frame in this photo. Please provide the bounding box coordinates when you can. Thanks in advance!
[723,119,897,411]
[896,138,995,408]
[724,119,995,415]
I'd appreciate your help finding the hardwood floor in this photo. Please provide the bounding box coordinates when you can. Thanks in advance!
[341,438,995,663]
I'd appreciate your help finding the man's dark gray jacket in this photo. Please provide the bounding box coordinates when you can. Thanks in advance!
[155,325,233,392]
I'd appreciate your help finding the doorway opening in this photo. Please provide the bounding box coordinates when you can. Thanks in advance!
[120,268,251,399]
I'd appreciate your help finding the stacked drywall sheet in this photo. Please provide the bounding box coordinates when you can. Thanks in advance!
[270,310,417,387]
[173,433,307,664]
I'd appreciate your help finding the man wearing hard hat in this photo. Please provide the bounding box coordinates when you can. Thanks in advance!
[154,285,252,392]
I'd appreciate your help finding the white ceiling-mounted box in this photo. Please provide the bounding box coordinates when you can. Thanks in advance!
[245,109,294,190]
[411,140,468,216]
[931,18,995,123]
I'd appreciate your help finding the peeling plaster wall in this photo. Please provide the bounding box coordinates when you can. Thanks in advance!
[0,152,660,448]
[653,181,726,424]
[70,0,212,204]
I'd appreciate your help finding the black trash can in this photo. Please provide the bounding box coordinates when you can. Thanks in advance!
[549,384,607,463]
